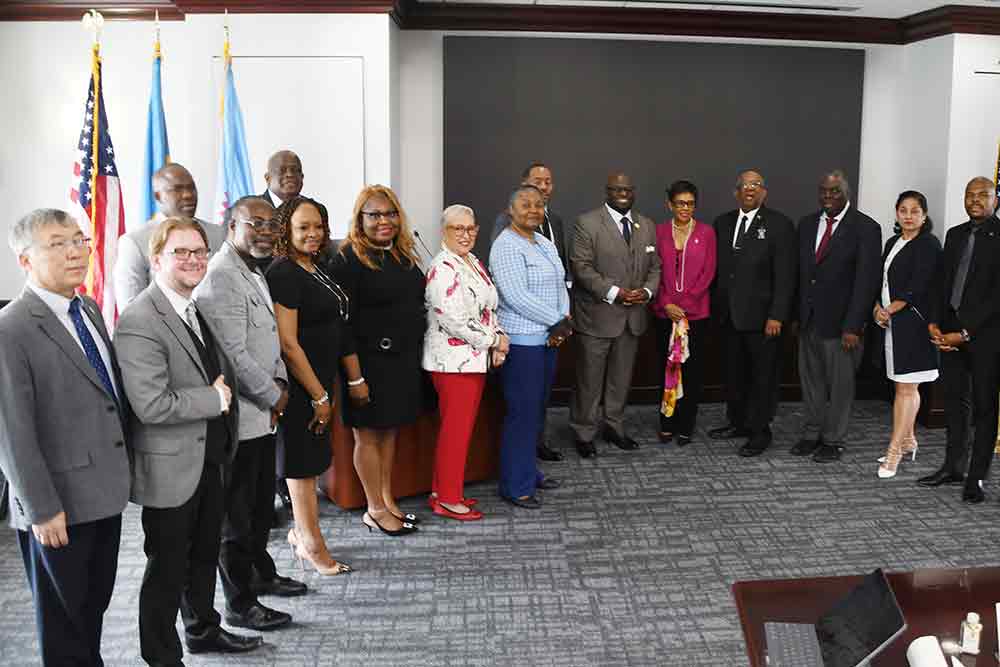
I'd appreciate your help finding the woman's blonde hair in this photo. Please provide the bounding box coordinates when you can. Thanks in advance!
[340,185,420,271]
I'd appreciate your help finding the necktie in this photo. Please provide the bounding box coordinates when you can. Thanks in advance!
[734,215,749,249]
[540,213,552,242]
[950,225,979,311]
[621,216,632,245]
[185,303,204,344]
[815,214,836,262]
[68,298,117,402]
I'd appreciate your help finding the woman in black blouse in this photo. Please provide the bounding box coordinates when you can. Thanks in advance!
[267,196,365,574]
[330,185,425,537]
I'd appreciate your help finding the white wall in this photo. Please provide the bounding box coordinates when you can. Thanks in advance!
[0,13,395,298]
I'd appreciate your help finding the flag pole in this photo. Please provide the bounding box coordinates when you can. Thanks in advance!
[81,9,103,292]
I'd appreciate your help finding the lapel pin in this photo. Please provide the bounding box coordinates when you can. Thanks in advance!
[757,227,767,240]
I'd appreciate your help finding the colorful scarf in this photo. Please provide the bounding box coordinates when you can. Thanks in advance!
[661,318,690,417]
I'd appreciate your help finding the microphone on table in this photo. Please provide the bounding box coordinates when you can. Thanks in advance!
[412,229,435,260]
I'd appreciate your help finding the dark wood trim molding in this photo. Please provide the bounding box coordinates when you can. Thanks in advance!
[0,2,183,21]
[902,5,1000,43]
[173,0,399,14]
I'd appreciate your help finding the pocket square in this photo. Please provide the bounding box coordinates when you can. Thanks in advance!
[645,245,655,253]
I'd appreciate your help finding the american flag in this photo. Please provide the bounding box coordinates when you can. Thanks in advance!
[69,49,124,327]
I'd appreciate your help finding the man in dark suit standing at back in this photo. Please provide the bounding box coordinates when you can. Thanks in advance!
[488,161,570,461]
[261,150,304,210]
[0,208,131,665]
[709,170,797,457]
[920,177,1000,503]
[794,170,881,463]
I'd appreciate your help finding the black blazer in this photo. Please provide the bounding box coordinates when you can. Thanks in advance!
[797,206,882,338]
[712,206,797,331]
[481,209,570,277]
[879,232,941,375]
[929,216,1000,338]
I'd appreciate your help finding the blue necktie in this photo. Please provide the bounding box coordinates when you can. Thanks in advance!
[68,298,117,403]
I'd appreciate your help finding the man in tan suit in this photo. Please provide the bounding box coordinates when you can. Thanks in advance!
[570,172,661,457]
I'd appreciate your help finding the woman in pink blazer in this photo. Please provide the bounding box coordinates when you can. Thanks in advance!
[650,180,717,446]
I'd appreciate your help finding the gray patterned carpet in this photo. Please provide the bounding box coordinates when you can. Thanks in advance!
[2,401,999,667]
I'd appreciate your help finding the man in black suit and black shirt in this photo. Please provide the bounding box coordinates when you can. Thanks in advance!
[709,170,797,456]
[920,177,1000,504]
[794,170,881,463]
[487,161,570,462]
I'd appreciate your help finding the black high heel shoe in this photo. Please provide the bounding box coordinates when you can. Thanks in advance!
[389,510,421,525]
[363,511,418,536]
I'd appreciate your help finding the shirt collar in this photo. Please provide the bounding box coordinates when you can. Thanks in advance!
[25,280,77,315]
[824,201,851,223]
[738,206,761,225]
[155,274,194,318]
[269,190,284,208]
[605,203,632,224]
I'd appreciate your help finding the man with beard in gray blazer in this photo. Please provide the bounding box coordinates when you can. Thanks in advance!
[114,163,226,311]
[0,208,130,666]
[115,217,262,665]
[570,172,661,458]
[193,196,305,631]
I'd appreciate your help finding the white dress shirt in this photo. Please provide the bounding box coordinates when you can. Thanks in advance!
[26,282,118,396]
[815,201,851,251]
[732,206,761,248]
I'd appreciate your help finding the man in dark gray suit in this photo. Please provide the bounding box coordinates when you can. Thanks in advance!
[0,208,130,665]
[488,161,570,462]
[570,172,661,458]
[795,170,881,463]
[115,218,262,664]
[113,163,226,310]
[194,196,305,630]
[261,150,304,209]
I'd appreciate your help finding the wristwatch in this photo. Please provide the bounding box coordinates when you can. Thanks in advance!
[961,329,971,343]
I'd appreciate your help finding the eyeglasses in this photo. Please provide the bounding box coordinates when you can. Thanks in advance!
[446,225,479,238]
[237,217,280,232]
[361,210,400,222]
[671,200,696,209]
[738,181,764,190]
[35,237,92,253]
[168,247,210,261]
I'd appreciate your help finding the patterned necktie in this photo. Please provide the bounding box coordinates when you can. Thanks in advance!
[68,298,117,402]
[950,224,979,311]
[621,216,632,245]
[734,215,749,249]
[185,303,204,344]
[815,214,836,262]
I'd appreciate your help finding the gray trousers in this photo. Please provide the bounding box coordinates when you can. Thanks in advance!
[798,324,863,447]
[570,330,640,442]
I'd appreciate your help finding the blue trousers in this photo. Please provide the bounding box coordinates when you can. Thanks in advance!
[499,344,557,499]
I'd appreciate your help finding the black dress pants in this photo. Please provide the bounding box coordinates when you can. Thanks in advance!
[139,462,224,665]
[654,316,707,436]
[723,323,781,434]
[220,433,278,613]
[939,314,1000,481]
[18,514,121,666]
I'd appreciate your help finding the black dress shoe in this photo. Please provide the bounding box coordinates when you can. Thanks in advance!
[917,468,965,487]
[739,433,771,458]
[251,574,308,597]
[576,440,597,459]
[186,628,263,654]
[676,434,693,447]
[537,443,564,461]
[537,477,561,490]
[502,495,542,509]
[604,430,640,451]
[963,480,985,504]
[790,439,821,456]
[708,424,751,440]
[226,603,292,631]
[812,443,844,463]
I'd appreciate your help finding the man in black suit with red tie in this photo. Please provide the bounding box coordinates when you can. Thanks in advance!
[709,170,797,457]
[794,170,881,463]
[921,177,1000,504]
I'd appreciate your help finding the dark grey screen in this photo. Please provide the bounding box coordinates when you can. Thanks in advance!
[444,36,866,252]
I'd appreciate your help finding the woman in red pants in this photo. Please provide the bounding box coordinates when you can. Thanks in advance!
[422,204,509,520]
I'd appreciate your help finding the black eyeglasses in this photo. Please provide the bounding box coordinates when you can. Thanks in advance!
[168,247,210,261]
[362,210,400,222]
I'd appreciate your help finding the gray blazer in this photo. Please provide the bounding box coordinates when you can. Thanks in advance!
[114,283,239,509]
[114,216,227,312]
[0,289,130,531]
[571,206,661,338]
[193,242,287,441]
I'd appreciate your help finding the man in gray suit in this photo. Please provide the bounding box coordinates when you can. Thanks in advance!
[570,172,661,458]
[115,217,263,664]
[113,163,226,311]
[193,195,305,631]
[0,208,130,665]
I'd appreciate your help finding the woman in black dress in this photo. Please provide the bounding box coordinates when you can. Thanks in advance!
[267,196,366,574]
[329,185,425,537]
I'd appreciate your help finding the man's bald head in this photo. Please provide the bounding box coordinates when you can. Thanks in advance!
[265,150,303,202]
[965,177,997,223]
[152,163,198,218]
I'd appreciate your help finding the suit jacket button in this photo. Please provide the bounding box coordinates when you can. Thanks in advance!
[730,273,735,279]
[114,441,124,448]
[197,436,206,442]
[107,404,116,413]
[811,279,816,285]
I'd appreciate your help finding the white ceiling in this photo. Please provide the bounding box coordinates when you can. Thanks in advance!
[415,0,1000,20]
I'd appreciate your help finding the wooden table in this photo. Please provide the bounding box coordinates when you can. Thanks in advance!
[732,567,1000,666]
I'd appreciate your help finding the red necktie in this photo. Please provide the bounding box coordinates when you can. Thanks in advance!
[815,214,835,263]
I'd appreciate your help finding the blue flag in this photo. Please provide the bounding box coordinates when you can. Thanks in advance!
[141,42,170,224]
[212,47,253,224]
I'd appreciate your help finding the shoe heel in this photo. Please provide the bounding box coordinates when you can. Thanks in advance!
[362,512,373,533]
